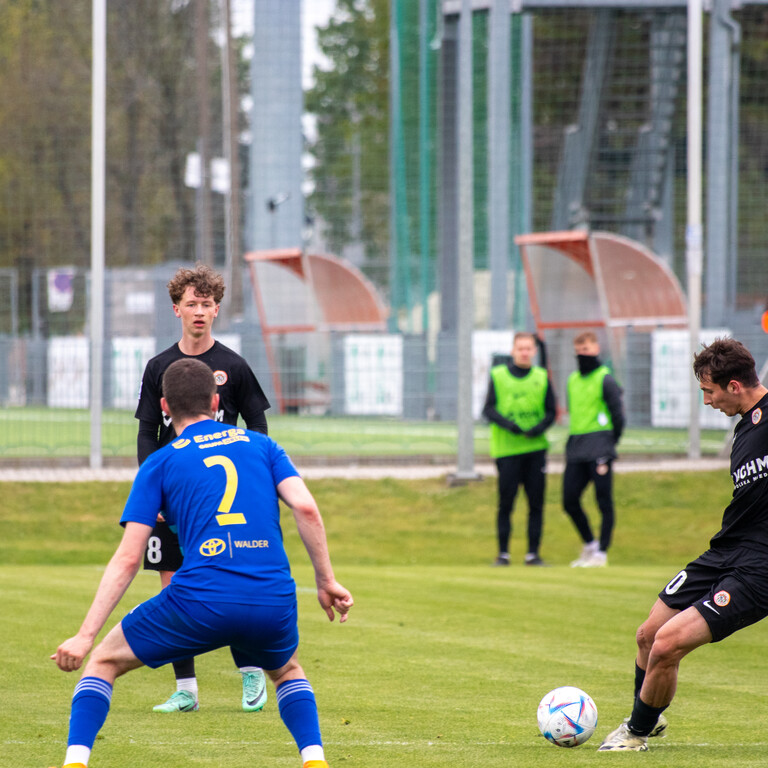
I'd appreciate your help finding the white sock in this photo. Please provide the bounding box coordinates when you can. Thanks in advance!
[176,677,198,698]
[300,744,325,763]
[64,745,91,766]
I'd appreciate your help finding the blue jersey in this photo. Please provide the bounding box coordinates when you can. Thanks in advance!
[121,419,299,605]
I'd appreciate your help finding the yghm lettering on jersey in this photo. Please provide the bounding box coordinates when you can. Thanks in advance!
[732,455,768,489]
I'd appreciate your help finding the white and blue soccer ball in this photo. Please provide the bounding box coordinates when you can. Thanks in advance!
[537,686,598,747]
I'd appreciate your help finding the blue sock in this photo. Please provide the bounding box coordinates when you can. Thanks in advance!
[68,677,113,749]
[276,679,322,751]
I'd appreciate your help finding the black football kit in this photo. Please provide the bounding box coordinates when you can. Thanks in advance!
[659,392,768,641]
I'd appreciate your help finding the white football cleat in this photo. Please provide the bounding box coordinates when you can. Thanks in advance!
[597,723,648,752]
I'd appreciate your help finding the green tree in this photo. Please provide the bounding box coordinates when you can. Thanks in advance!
[304,0,390,287]
[0,0,247,330]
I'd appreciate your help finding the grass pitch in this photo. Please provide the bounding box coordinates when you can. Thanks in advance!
[3,471,767,767]
[0,406,730,458]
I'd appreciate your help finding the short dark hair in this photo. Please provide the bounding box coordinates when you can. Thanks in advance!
[167,264,225,305]
[692,337,759,389]
[162,359,217,421]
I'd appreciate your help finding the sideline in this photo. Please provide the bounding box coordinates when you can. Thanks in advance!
[0,457,729,483]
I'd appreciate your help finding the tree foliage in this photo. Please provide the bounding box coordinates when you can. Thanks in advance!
[0,0,237,329]
[304,0,390,285]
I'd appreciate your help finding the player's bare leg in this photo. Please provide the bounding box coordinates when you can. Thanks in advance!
[635,598,679,669]
[600,606,712,751]
[639,606,712,707]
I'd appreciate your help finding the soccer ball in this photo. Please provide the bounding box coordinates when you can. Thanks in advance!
[537,686,598,747]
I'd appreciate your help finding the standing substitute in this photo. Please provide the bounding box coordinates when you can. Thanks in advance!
[135,265,271,713]
[562,331,624,567]
[599,337,768,751]
[483,333,556,566]
[52,358,352,768]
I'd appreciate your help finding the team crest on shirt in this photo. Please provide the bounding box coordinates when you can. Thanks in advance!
[213,370,228,386]
[753,408,762,425]
[713,590,731,607]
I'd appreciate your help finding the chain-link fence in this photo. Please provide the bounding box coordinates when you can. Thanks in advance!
[0,1,766,461]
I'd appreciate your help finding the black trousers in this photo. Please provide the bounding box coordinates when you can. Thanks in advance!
[495,449,546,555]
[562,459,615,552]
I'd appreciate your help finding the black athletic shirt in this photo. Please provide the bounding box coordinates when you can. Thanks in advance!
[135,341,270,459]
[710,392,768,553]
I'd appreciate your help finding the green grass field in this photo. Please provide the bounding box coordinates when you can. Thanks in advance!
[3,471,766,768]
[0,407,730,459]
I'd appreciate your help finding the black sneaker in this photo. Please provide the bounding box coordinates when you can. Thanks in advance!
[524,554,546,566]
[492,553,511,566]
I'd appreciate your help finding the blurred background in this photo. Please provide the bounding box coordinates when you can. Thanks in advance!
[0,0,765,461]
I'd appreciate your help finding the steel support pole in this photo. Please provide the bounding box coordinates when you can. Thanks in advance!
[90,0,106,469]
[686,0,703,459]
[453,0,481,482]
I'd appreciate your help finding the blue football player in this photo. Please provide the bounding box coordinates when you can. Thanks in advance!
[52,358,353,768]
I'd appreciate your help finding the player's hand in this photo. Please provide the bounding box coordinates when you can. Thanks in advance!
[317,582,354,623]
[51,634,93,672]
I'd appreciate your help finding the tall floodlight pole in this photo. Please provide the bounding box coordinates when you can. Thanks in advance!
[90,0,106,469]
[687,0,703,459]
[221,0,243,318]
[195,0,213,266]
[454,0,479,482]
[488,0,510,331]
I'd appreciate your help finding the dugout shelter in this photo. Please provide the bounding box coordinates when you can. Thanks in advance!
[244,248,388,413]
[514,230,688,420]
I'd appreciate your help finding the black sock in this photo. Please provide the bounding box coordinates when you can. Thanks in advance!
[173,657,196,680]
[628,696,667,736]
[633,662,646,701]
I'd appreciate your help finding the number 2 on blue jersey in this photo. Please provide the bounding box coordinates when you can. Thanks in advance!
[203,455,247,525]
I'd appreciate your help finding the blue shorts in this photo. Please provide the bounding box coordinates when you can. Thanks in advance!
[121,587,298,671]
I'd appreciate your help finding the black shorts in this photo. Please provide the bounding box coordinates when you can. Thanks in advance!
[658,546,768,642]
[143,519,184,572]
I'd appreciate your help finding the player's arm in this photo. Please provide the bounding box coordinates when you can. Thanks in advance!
[603,375,625,443]
[481,376,522,433]
[137,419,160,465]
[236,361,271,435]
[276,475,353,623]
[135,362,163,465]
[244,410,268,436]
[51,522,153,671]
[525,380,557,437]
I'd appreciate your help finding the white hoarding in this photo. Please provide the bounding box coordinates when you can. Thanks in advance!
[111,337,156,409]
[472,330,514,420]
[47,337,89,407]
[344,334,403,415]
[651,329,732,429]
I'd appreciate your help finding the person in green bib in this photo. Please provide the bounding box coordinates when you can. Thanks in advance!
[483,332,556,566]
[563,331,625,568]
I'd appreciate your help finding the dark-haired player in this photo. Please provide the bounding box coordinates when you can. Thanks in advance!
[135,264,271,713]
[599,337,768,751]
[53,358,351,768]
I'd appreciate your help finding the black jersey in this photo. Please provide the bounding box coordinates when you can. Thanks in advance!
[710,392,768,552]
[135,341,270,450]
